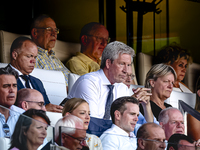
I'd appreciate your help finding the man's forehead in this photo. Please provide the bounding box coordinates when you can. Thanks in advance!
[168,110,183,121]
[0,74,16,82]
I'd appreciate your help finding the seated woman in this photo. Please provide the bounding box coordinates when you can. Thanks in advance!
[187,76,200,141]
[62,98,103,150]
[9,109,50,150]
[140,63,177,120]
[156,44,193,93]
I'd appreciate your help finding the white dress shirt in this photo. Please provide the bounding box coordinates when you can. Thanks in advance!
[100,124,137,150]
[67,69,128,118]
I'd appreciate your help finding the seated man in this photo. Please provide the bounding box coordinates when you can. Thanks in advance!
[31,14,70,88]
[15,88,46,111]
[55,115,88,150]
[66,22,109,75]
[136,122,166,150]
[100,96,139,150]
[158,107,185,141]
[167,134,200,150]
[68,41,154,125]
[10,36,63,112]
[0,66,21,137]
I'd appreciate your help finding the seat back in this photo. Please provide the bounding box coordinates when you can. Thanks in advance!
[0,137,10,150]
[68,73,81,93]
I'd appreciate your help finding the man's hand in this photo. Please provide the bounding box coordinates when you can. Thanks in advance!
[45,103,63,113]
[194,139,200,147]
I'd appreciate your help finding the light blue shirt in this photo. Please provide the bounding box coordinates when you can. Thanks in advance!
[100,124,137,150]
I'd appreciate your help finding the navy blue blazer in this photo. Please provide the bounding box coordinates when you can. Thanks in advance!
[17,75,50,105]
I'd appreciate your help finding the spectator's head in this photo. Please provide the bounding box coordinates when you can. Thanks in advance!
[101,41,135,84]
[136,123,166,150]
[80,22,109,62]
[145,63,176,101]
[123,66,135,88]
[111,96,139,133]
[156,44,192,83]
[158,107,184,140]
[62,98,90,130]
[167,134,195,150]
[55,115,88,150]
[10,36,38,75]
[16,88,46,111]
[10,109,50,150]
[0,65,18,108]
[31,14,59,52]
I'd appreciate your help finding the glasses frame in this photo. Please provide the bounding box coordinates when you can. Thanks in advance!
[64,133,88,145]
[25,100,45,108]
[36,27,60,34]
[86,34,110,44]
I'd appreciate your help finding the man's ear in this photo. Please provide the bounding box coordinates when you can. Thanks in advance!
[65,112,71,116]
[138,138,145,149]
[81,35,87,46]
[21,101,28,111]
[114,110,121,121]
[149,79,155,88]
[105,59,112,69]
[12,51,18,60]
[31,28,38,39]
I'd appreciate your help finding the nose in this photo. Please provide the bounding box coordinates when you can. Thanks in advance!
[160,141,166,149]
[122,65,128,73]
[30,58,36,64]
[100,38,108,47]
[42,106,47,111]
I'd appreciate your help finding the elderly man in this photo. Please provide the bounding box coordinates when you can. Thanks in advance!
[10,36,63,112]
[31,14,70,87]
[67,41,154,125]
[15,88,46,111]
[136,122,166,150]
[167,134,200,150]
[0,66,22,137]
[55,115,88,150]
[100,96,139,149]
[158,107,185,141]
[66,22,109,75]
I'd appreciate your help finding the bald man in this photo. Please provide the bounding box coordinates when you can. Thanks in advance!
[15,88,46,111]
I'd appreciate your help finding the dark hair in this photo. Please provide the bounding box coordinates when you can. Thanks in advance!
[195,76,200,110]
[155,43,192,65]
[9,109,50,150]
[167,134,194,150]
[110,96,139,124]
[80,22,103,43]
[10,36,35,60]
[0,65,18,79]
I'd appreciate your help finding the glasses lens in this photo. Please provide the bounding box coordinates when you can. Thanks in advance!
[3,124,10,138]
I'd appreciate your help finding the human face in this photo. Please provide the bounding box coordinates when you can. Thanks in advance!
[151,73,174,101]
[143,126,166,150]
[84,25,109,61]
[26,116,48,149]
[161,109,184,140]
[123,67,135,88]
[0,75,17,108]
[118,103,139,134]
[107,53,132,84]
[71,102,90,130]
[178,140,195,150]
[171,57,188,82]
[26,90,46,111]
[63,128,87,150]
[13,40,38,75]
[34,18,57,52]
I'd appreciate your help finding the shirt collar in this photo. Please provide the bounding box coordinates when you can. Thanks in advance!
[9,64,23,76]
[111,124,135,137]
[37,46,55,56]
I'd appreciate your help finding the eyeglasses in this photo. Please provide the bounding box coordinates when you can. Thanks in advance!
[3,123,10,138]
[37,27,60,34]
[65,133,88,145]
[86,34,110,44]
[127,74,135,80]
[142,138,166,144]
[26,100,45,108]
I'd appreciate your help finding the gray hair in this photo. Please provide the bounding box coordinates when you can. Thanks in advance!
[100,41,135,69]
[54,115,83,140]
[145,63,177,88]
[158,107,181,124]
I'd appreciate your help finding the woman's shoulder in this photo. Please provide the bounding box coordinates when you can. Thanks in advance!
[10,147,19,150]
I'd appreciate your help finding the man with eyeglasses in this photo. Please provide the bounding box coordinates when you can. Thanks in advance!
[66,22,109,75]
[15,88,46,111]
[136,122,166,150]
[55,115,89,150]
[31,14,70,90]
[0,65,22,138]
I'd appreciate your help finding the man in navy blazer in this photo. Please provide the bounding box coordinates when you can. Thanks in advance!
[10,36,63,112]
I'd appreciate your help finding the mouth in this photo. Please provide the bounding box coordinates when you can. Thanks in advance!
[175,130,183,134]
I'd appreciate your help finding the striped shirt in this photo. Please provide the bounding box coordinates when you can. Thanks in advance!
[35,46,70,86]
